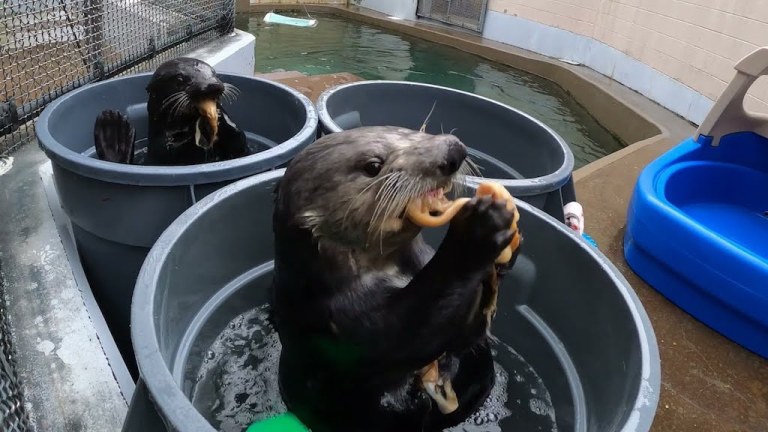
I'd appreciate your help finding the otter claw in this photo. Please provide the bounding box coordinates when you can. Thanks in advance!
[94,109,136,164]
[420,360,459,414]
[425,379,459,414]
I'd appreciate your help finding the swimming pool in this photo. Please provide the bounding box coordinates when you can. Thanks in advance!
[235,12,625,169]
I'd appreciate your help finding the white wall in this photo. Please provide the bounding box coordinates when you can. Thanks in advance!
[360,0,418,21]
[481,0,768,126]
[184,29,256,76]
[481,11,713,125]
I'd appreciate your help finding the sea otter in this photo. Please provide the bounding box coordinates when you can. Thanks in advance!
[270,126,522,432]
[93,57,249,166]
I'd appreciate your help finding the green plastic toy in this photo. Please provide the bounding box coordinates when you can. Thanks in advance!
[245,413,309,432]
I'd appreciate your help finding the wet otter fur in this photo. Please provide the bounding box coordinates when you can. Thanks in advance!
[93,57,249,166]
[270,126,522,431]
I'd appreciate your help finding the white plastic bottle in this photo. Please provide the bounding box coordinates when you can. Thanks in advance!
[563,201,584,235]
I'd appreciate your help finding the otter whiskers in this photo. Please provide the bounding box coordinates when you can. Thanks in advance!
[222,83,240,105]
[371,172,429,252]
[450,159,481,198]
[341,172,400,229]
[415,101,483,181]
[338,156,479,252]
[161,91,191,118]
[370,160,477,251]
[419,101,438,133]
[160,84,240,117]
[370,171,414,231]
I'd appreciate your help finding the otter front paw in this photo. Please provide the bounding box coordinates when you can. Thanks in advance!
[94,109,136,164]
[442,195,514,269]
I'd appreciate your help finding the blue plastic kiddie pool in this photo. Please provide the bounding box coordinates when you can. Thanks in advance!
[625,47,768,359]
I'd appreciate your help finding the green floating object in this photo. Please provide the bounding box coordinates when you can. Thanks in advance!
[246,413,309,432]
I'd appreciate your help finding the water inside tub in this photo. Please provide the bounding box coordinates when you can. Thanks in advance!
[190,305,558,432]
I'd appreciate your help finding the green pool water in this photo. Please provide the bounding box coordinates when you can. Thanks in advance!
[235,12,625,168]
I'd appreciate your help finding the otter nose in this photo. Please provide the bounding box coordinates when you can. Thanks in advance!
[438,139,467,176]
[189,81,225,98]
[203,82,225,95]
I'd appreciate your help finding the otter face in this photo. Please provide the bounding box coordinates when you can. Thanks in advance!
[277,126,479,249]
[146,57,240,148]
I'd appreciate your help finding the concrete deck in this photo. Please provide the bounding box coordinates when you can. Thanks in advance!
[255,71,363,102]
[0,142,128,431]
[577,138,768,432]
[240,5,768,429]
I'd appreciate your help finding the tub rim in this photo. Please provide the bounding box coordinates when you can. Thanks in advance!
[35,72,318,187]
[316,80,576,196]
[130,168,660,432]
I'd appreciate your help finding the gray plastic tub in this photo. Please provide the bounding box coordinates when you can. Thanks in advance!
[316,80,577,220]
[35,72,318,376]
[126,169,660,432]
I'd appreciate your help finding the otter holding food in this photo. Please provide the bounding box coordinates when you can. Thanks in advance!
[409,181,521,415]
[93,57,249,166]
[270,126,523,432]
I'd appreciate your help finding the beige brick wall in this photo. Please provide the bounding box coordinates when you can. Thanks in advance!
[489,0,768,113]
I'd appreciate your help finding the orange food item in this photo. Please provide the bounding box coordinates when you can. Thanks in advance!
[197,99,219,144]
[405,182,520,264]
[420,359,458,414]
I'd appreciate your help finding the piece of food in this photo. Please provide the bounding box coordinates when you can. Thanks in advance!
[405,188,470,228]
[197,99,219,144]
[405,181,520,264]
[420,359,458,414]
[408,181,523,413]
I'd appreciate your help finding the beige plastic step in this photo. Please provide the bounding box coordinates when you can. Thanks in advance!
[696,46,768,146]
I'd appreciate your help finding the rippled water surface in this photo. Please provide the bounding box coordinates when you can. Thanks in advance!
[190,305,558,432]
[235,12,625,168]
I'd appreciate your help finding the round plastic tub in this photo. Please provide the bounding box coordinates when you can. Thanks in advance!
[127,169,660,432]
[35,72,318,376]
[316,80,576,220]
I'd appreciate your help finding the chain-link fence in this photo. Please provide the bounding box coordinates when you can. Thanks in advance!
[416,0,488,32]
[0,274,32,432]
[1,0,236,156]
[0,0,235,429]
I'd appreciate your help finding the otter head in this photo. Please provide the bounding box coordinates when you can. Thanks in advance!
[277,126,478,251]
[146,57,240,149]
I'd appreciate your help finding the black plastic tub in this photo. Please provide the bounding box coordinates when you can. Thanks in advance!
[316,80,577,220]
[126,169,660,432]
[35,72,318,376]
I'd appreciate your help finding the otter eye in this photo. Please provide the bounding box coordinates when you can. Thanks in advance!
[362,160,383,177]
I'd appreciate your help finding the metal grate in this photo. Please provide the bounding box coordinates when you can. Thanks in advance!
[416,0,489,32]
[1,0,236,156]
